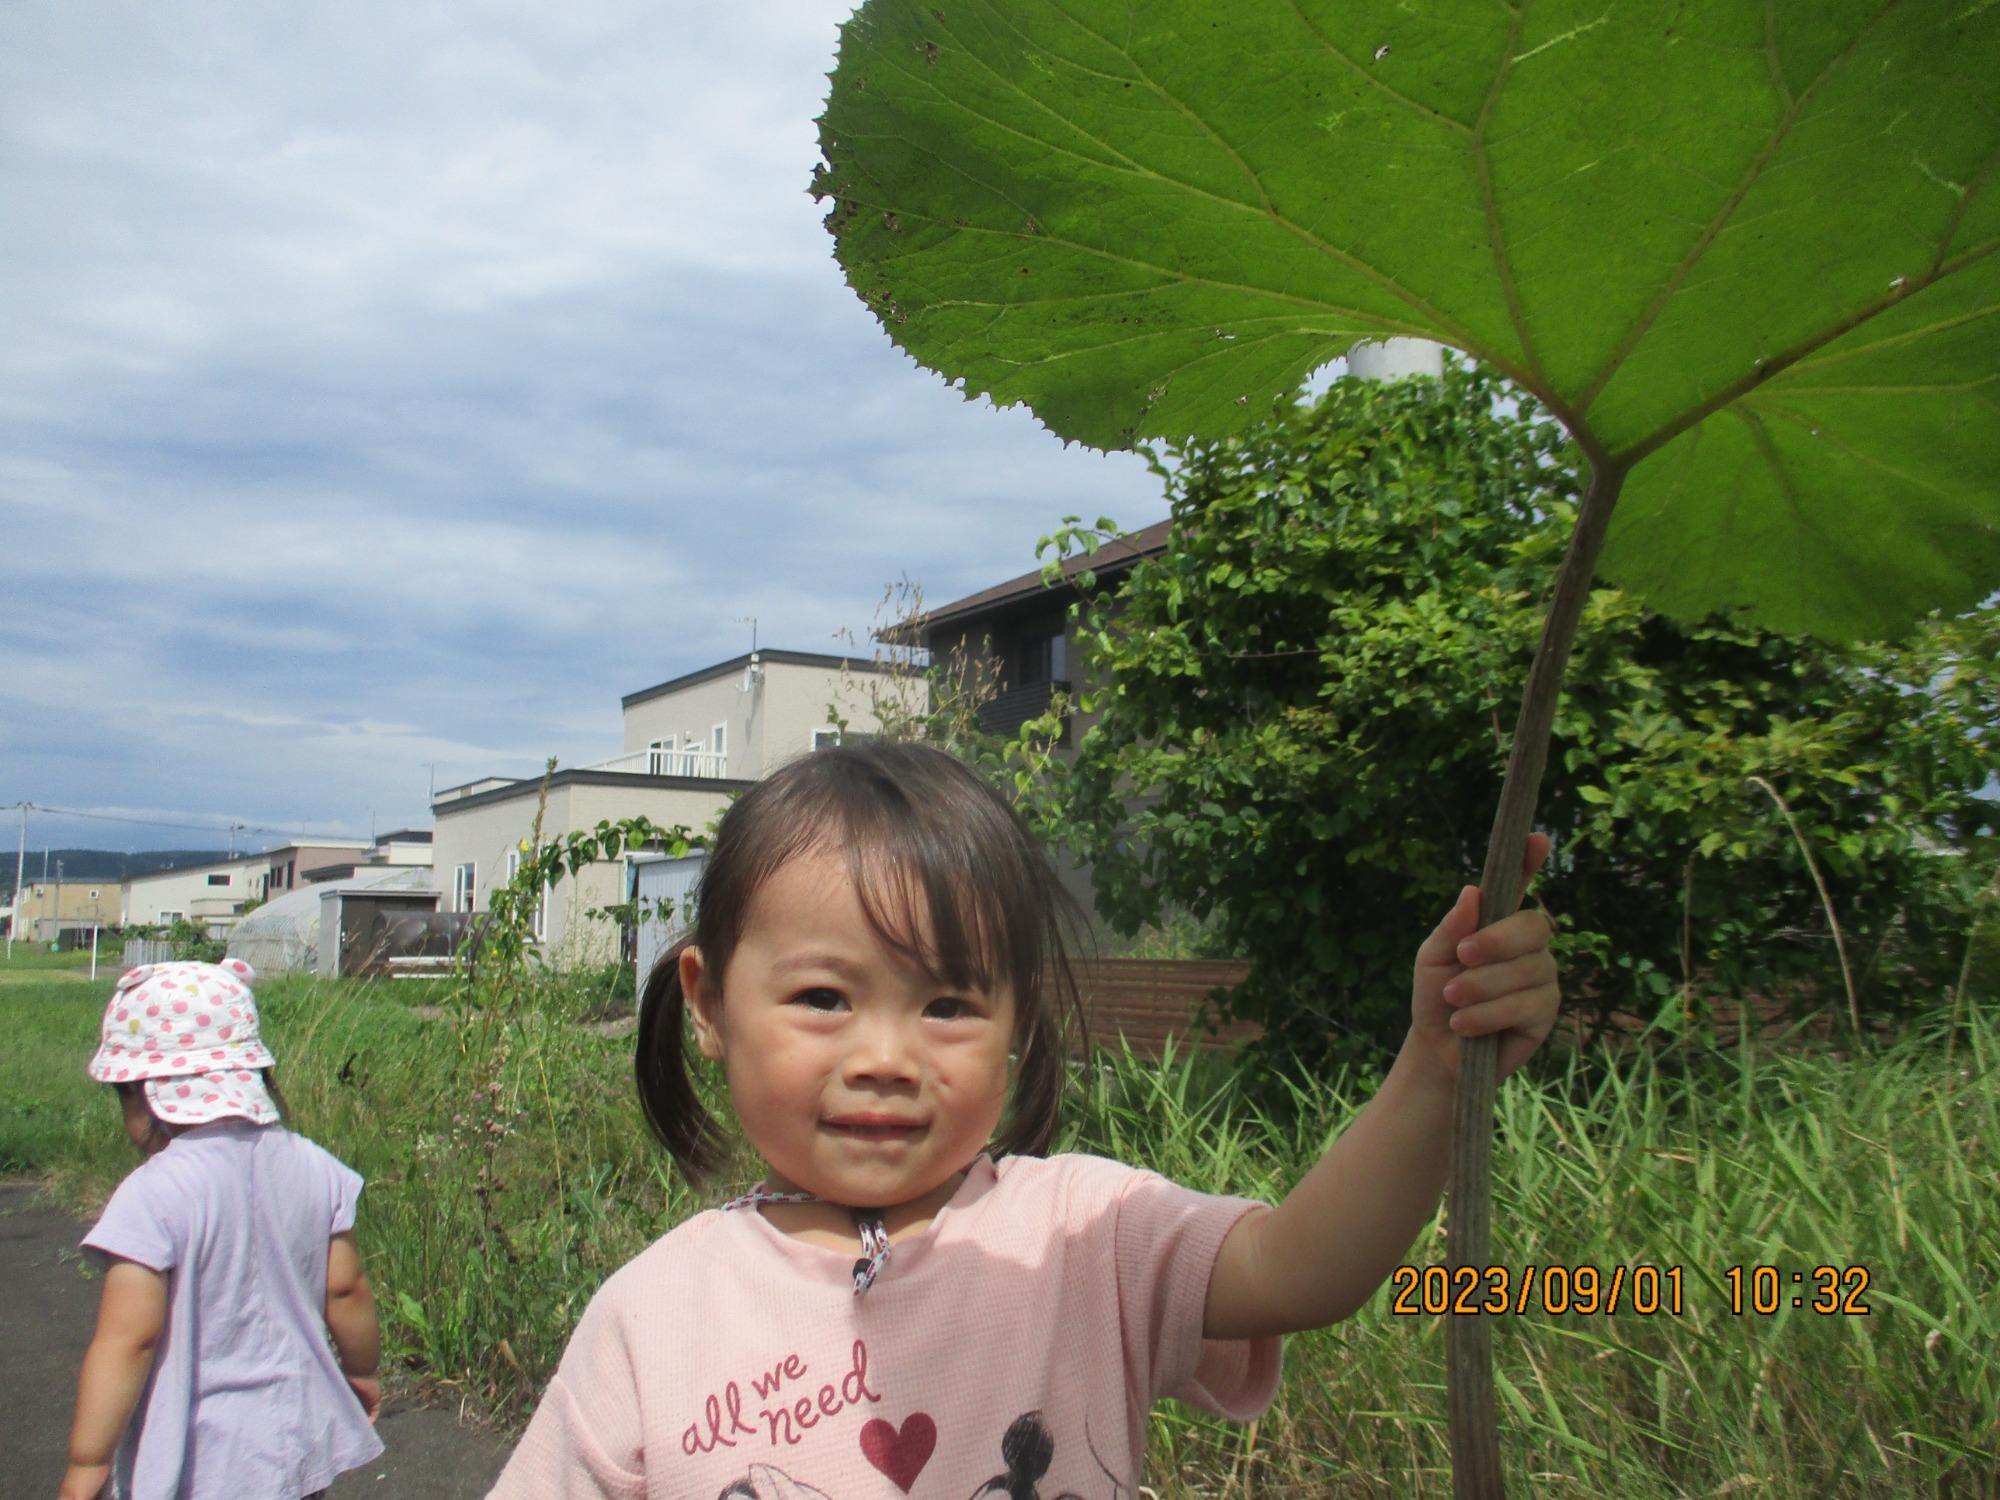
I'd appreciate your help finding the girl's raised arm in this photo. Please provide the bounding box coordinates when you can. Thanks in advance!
[60,1259,167,1500]
[1203,839,1560,1341]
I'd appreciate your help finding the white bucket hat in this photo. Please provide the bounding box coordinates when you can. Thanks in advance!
[89,958,280,1126]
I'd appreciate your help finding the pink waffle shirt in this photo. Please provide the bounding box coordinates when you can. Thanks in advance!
[488,1152,1282,1500]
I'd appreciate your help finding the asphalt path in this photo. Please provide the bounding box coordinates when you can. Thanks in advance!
[0,1183,513,1498]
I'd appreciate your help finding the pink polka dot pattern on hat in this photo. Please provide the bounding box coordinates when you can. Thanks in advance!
[141,1066,279,1126]
[88,960,274,1090]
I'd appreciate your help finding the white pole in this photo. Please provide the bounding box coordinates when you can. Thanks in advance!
[90,923,99,981]
[8,804,25,959]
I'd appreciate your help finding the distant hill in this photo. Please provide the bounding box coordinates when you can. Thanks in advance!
[3,849,227,901]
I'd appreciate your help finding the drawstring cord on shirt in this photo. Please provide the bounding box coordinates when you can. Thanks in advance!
[722,1188,890,1296]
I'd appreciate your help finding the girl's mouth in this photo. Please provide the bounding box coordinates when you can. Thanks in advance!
[823,1116,925,1142]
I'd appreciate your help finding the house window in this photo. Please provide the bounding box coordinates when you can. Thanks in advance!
[505,849,545,940]
[160,910,183,923]
[1019,629,1067,686]
[207,874,231,887]
[811,728,841,751]
[711,723,727,759]
[453,862,477,913]
[88,888,99,899]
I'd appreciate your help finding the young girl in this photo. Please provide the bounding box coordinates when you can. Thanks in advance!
[491,743,1559,1500]
[61,958,386,1500]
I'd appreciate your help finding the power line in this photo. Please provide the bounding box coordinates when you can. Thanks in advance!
[7,802,343,844]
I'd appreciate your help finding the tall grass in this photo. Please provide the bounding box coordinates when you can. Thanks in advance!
[1070,1017,1999,1498]
[6,973,1994,1496]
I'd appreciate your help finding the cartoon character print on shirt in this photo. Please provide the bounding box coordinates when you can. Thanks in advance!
[715,1410,1117,1500]
[719,1464,836,1500]
[969,1413,1084,1500]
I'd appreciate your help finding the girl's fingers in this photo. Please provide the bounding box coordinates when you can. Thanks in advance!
[1416,885,1480,971]
[1454,904,1556,967]
[1448,983,1561,1039]
[1522,830,1552,883]
[1442,951,1556,1008]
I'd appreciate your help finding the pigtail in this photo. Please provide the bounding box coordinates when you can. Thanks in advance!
[635,935,729,1183]
[990,887,1091,1161]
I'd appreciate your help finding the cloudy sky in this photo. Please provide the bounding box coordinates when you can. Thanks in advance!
[0,0,1168,854]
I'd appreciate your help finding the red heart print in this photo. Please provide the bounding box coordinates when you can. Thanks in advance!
[860,1413,936,1494]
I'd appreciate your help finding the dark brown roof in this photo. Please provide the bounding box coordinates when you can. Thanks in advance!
[887,519,1172,642]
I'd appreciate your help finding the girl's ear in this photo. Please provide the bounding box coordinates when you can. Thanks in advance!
[682,946,725,1061]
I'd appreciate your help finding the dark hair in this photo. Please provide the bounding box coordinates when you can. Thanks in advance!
[635,741,1087,1183]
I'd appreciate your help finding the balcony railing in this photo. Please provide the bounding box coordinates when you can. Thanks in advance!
[586,747,730,779]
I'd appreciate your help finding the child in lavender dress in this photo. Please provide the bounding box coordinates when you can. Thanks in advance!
[59,958,384,1500]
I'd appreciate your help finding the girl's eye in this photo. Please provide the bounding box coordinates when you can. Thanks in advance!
[925,996,976,1021]
[795,988,846,1012]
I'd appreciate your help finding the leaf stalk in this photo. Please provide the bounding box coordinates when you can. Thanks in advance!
[1447,458,1626,1498]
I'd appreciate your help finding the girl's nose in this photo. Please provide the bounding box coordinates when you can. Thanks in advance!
[843,1013,921,1085]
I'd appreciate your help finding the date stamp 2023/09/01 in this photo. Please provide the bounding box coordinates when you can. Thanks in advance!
[1389,1264,1874,1318]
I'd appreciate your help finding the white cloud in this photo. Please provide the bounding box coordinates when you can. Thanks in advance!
[0,0,1165,851]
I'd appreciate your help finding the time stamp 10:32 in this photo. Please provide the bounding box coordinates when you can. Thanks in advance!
[1388,1264,1874,1317]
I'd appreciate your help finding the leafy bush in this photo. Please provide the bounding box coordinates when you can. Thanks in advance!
[1046,364,2000,1066]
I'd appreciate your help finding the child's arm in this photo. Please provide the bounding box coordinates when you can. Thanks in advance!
[1204,836,1560,1340]
[60,1258,168,1500]
[325,1231,383,1421]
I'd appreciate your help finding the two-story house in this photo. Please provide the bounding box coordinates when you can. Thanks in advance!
[429,648,921,964]
[906,519,1171,749]
[14,873,123,943]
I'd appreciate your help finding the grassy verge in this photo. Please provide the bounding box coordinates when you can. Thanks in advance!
[0,943,119,983]
[4,973,1994,1497]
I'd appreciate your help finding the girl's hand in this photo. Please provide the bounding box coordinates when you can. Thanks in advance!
[346,1373,383,1422]
[57,1461,111,1500]
[1406,833,1560,1093]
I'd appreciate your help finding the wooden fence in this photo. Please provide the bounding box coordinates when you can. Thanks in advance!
[1069,958,1258,1059]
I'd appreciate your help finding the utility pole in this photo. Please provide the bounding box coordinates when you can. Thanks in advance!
[54,858,63,949]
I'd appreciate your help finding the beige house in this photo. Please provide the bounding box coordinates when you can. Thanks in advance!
[431,648,922,965]
[255,839,373,899]
[614,648,918,779]
[14,875,123,942]
[287,829,434,889]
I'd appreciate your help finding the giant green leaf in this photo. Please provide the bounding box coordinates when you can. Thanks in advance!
[815,0,2000,640]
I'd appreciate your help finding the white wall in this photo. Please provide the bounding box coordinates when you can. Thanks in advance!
[622,670,751,770]
[429,778,735,966]
[123,857,269,926]
[622,657,927,782]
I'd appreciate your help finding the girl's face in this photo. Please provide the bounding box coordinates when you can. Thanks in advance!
[684,847,1015,1211]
